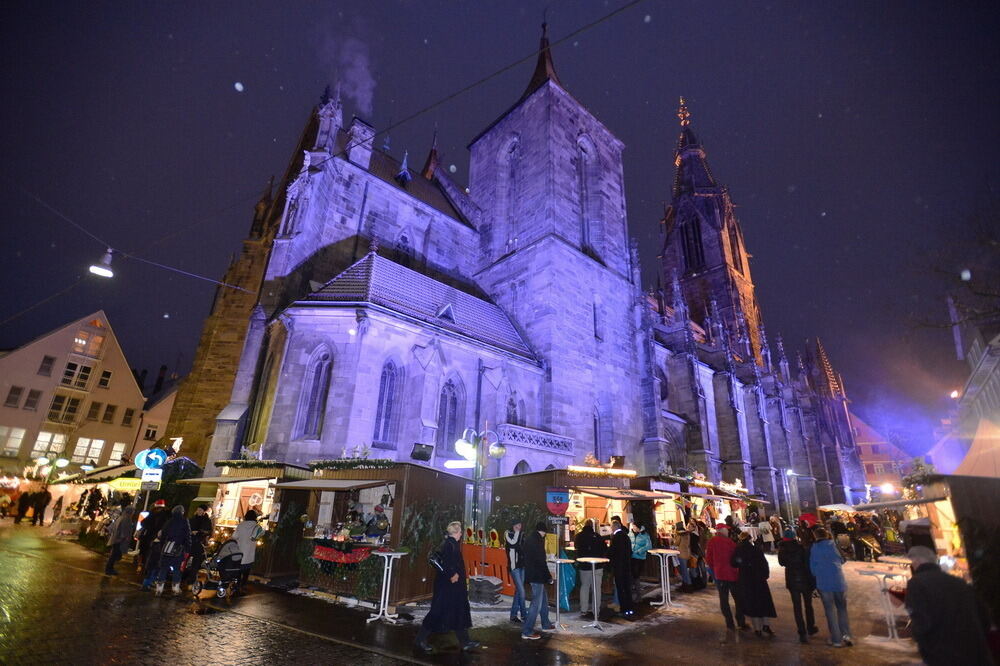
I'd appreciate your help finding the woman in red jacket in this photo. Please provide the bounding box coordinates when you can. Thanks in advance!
[705,524,746,630]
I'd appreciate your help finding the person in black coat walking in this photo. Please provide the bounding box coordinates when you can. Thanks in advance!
[415,521,478,654]
[731,531,777,637]
[185,504,213,584]
[521,521,555,639]
[15,491,34,524]
[609,516,635,617]
[777,528,818,642]
[155,505,192,596]
[32,487,52,526]
[905,546,994,666]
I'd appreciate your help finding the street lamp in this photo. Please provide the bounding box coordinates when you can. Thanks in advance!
[446,428,506,571]
[89,248,114,278]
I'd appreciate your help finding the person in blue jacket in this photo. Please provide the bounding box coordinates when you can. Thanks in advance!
[809,527,853,647]
[630,522,652,597]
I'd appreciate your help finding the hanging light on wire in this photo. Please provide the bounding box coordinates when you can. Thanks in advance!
[88,248,114,278]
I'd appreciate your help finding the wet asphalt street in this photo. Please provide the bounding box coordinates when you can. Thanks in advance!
[0,523,921,665]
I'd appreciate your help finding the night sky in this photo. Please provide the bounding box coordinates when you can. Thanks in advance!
[2,1,998,454]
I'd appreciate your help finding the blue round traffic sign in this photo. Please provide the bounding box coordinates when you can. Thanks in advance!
[135,448,167,470]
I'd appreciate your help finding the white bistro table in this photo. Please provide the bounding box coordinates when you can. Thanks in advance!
[858,567,904,640]
[877,555,912,570]
[366,551,408,624]
[577,557,610,631]
[553,558,576,628]
[648,548,680,607]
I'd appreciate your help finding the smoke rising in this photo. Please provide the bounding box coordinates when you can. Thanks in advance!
[319,31,376,117]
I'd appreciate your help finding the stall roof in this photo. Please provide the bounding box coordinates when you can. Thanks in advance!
[819,503,857,512]
[272,479,387,491]
[176,476,272,485]
[852,496,948,511]
[573,487,679,500]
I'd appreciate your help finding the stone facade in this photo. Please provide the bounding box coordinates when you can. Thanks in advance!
[172,27,865,517]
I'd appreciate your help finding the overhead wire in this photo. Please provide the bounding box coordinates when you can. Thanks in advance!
[7,1,645,323]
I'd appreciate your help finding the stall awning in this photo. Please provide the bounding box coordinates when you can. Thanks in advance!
[176,476,272,485]
[272,479,387,491]
[573,487,679,500]
[819,503,857,512]
[852,496,948,511]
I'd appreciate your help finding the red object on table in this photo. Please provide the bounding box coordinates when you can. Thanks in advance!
[312,544,375,564]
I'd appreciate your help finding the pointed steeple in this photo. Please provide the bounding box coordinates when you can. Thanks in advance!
[673,96,717,197]
[395,151,412,186]
[670,272,688,325]
[314,82,343,153]
[775,333,791,382]
[520,22,562,102]
[814,338,843,397]
[421,128,439,180]
[758,323,772,371]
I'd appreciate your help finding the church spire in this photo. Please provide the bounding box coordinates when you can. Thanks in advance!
[420,128,439,180]
[314,82,343,153]
[520,22,562,102]
[672,96,715,197]
[814,338,843,397]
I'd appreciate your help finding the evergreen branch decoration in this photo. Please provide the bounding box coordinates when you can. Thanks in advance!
[214,459,282,469]
[309,458,396,471]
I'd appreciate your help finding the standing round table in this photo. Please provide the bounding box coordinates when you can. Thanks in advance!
[553,558,575,629]
[577,557,610,631]
[366,551,408,624]
[648,548,680,607]
[858,567,904,640]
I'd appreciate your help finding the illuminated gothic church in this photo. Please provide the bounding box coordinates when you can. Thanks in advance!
[166,27,865,513]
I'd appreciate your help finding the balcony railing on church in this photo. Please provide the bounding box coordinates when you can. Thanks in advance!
[496,423,574,456]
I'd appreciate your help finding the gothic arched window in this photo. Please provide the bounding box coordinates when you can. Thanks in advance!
[436,379,462,452]
[657,367,669,402]
[680,217,705,273]
[728,224,744,274]
[513,460,531,475]
[396,233,413,267]
[505,394,518,425]
[299,353,332,440]
[505,140,520,228]
[373,361,399,445]
[577,138,602,254]
[593,411,602,461]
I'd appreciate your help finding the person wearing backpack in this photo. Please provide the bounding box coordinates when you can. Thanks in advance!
[233,509,263,593]
[155,505,192,596]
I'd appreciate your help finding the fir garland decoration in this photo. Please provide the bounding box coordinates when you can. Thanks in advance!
[308,458,396,471]
[213,459,282,469]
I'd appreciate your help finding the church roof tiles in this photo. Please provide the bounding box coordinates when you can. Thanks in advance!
[303,253,535,359]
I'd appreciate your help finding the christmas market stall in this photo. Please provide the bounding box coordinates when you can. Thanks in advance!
[632,473,759,545]
[176,459,311,578]
[273,459,466,607]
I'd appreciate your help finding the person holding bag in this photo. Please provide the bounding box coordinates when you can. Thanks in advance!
[415,521,478,654]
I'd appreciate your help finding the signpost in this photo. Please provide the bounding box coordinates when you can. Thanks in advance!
[140,468,162,492]
[135,448,167,471]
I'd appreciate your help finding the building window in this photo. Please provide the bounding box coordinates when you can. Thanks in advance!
[122,408,135,427]
[513,460,531,475]
[436,379,461,452]
[144,425,159,441]
[47,395,81,423]
[870,444,880,455]
[31,431,67,457]
[38,356,56,376]
[98,370,113,389]
[372,361,399,446]
[865,463,875,475]
[71,437,105,464]
[109,441,127,464]
[299,353,332,440]
[72,330,105,357]
[4,386,23,408]
[0,426,27,457]
[86,402,102,421]
[873,463,885,475]
[680,217,705,273]
[61,362,93,389]
[101,404,117,424]
[728,224,744,274]
[23,390,42,411]
[593,302,604,340]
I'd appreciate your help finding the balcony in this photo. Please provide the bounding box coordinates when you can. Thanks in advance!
[496,423,574,456]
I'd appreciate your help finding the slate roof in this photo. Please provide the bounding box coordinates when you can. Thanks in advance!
[301,253,535,359]
[334,130,468,225]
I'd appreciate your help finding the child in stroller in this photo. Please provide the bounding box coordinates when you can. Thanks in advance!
[191,538,243,602]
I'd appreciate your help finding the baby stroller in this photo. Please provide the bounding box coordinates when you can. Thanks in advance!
[191,538,243,603]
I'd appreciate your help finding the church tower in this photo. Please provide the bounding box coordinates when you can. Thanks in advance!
[659,99,763,364]
[468,24,644,466]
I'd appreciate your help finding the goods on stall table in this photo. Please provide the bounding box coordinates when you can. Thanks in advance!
[312,543,375,564]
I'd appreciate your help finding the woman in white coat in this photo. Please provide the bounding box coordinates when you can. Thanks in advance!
[233,509,263,592]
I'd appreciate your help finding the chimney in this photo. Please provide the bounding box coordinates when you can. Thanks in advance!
[136,368,148,391]
[154,364,167,394]
[347,117,374,170]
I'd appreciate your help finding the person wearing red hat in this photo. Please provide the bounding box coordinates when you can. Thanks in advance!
[706,524,746,630]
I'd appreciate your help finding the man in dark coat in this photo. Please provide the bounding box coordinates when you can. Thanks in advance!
[31,486,52,526]
[185,504,213,584]
[731,531,777,636]
[16,491,34,524]
[905,546,993,666]
[521,521,555,639]
[415,521,477,654]
[574,519,607,617]
[777,528,818,642]
[138,500,169,573]
[608,516,634,617]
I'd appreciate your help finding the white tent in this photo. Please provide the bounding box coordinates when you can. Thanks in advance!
[954,418,1000,479]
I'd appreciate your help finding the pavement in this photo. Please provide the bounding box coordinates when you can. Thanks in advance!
[0,522,922,665]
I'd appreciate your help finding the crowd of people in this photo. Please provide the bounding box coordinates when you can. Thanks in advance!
[3,486,55,525]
